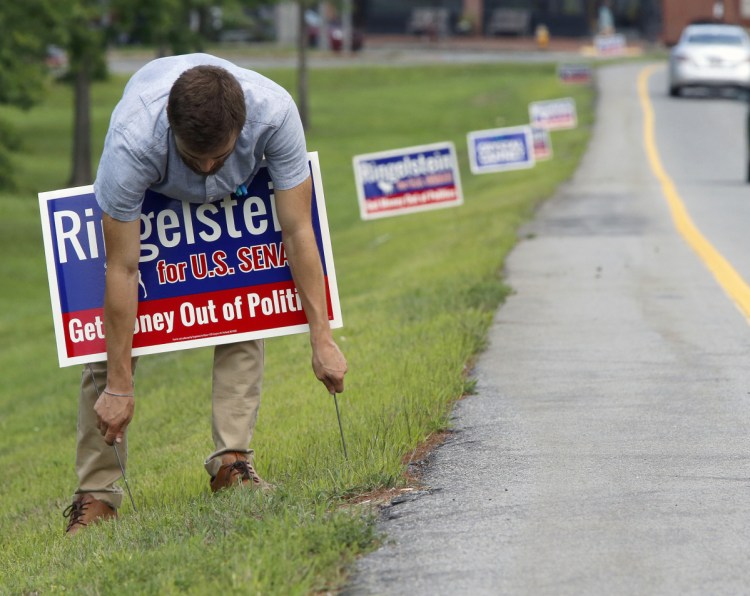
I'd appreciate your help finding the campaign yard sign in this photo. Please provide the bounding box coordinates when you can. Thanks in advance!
[531,126,553,161]
[467,125,535,175]
[38,152,342,367]
[594,34,626,57]
[557,63,593,84]
[529,97,578,131]
[352,142,463,220]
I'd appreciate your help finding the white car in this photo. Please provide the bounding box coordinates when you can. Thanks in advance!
[668,23,750,97]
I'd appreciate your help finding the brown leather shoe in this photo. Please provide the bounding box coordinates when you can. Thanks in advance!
[209,451,272,492]
[63,493,117,535]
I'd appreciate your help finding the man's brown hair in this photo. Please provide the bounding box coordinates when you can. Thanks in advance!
[167,65,246,153]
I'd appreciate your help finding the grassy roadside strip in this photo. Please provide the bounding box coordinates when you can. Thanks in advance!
[0,62,593,593]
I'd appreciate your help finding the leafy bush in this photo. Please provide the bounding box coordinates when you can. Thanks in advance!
[0,119,22,190]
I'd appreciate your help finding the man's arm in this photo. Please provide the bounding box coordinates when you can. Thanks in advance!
[94,213,140,445]
[275,177,347,393]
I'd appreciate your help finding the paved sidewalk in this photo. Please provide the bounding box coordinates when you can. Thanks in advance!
[345,62,750,595]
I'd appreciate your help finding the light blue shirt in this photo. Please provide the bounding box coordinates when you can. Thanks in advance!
[94,53,309,221]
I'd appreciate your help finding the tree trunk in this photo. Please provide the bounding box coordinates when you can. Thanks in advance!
[70,54,92,186]
[297,0,309,130]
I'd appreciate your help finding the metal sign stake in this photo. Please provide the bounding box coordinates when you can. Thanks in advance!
[331,391,349,461]
[113,442,138,512]
[86,364,138,512]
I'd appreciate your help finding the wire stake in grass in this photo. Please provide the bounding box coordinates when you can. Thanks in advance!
[86,364,139,512]
[113,442,138,512]
[331,391,349,461]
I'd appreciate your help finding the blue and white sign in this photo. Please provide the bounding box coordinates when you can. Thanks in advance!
[594,34,626,57]
[558,63,593,84]
[38,152,343,367]
[352,142,463,220]
[529,97,578,131]
[531,126,553,161]
[467,125,535,175]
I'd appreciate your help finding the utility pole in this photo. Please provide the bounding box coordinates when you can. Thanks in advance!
[341,0,353,52]
[297,0,309,129]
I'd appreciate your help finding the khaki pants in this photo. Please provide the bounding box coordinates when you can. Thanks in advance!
[74,339,264,509]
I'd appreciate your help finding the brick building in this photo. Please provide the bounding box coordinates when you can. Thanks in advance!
[359,0,750,44]
[361,0,661,39]
[661,0,750,44]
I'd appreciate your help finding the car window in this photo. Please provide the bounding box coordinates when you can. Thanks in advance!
[686,33,745,45]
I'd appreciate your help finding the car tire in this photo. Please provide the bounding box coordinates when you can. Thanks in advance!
[669,85,680,98]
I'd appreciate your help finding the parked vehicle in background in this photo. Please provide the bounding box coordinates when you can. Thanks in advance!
[669,23,750,97]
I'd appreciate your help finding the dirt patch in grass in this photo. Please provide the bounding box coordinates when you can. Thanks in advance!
[345,429,453,508]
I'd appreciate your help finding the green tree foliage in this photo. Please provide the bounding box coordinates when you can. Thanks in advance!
[0,0,270,189]
[0,0,109,188]
[110,0,225,56]
[0,1,62,189]
[0,1,59,108]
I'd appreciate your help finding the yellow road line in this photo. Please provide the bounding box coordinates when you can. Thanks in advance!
[638,64,750,320]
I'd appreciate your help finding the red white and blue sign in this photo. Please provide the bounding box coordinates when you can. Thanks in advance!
[353,142,463,220]
[594,34,626,57]
[557,63,593,84]
[38,152,342,367]
[529,97,578,131]
[531,126,553,161]
[467,125,535,175]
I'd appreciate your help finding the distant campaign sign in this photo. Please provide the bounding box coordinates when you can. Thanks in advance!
[558,63,593,84]
[352,142,463,220]
[594,34,626,56]
[531,126,553,161]
[467,125,535,174]
[38,152,342,367]
[529,97,578,131]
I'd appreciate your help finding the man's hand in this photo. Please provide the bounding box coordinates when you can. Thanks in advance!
[94,392,135,445]
[274,179,348,395]
[312,338,347,394]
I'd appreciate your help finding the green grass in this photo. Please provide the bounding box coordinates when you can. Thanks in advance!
[0,60,593,594]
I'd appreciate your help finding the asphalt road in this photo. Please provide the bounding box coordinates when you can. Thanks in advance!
[345,62,750,595]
